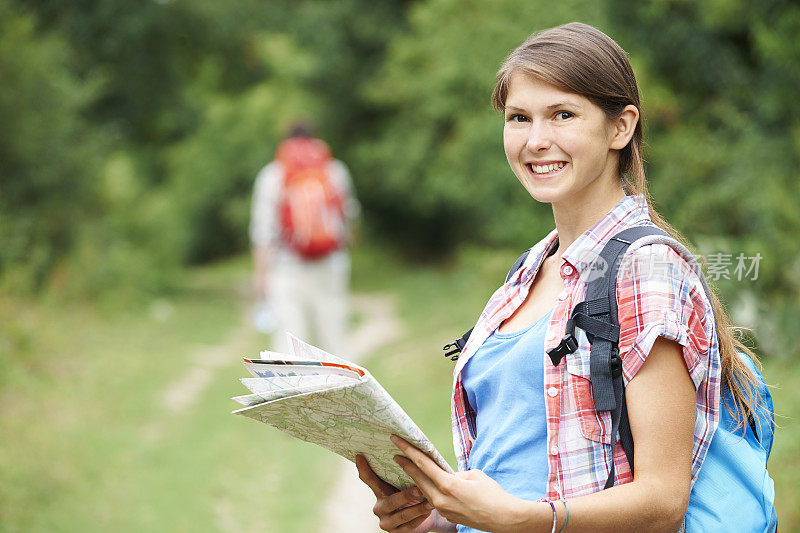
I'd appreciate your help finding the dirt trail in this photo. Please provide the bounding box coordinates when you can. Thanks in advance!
[142,304,256,531]
[162,322,251,414]
[318,293,404,533]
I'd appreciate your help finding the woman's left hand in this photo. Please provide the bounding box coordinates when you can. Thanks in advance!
[390,435,531,533]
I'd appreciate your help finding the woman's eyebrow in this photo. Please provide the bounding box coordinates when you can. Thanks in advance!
[546,101,582,110]
[505,102,582,113]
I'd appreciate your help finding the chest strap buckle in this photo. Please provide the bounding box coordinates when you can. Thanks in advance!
[547,333,578,366]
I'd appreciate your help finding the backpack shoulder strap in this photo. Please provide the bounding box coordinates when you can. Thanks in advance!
[589,225,670,487]
[505,249,531,283]
[559,224,729,488]
[443,249,531,361]
[584,225,672,406]
[547,225,672,488]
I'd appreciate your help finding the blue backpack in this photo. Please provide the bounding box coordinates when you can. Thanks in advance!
[685,351,776,532]
[444,225,776,532]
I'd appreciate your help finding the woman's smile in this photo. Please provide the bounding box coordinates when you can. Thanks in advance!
[525,161,568,178]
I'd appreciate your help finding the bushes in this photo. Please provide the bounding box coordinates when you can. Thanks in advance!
[2,0,798,355]
[0,2,104,294]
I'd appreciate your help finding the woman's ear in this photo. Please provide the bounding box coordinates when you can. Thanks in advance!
[609,105,640,150]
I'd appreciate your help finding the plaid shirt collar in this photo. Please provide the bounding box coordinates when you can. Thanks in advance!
[560,194,650,275]
[459,194,650,374]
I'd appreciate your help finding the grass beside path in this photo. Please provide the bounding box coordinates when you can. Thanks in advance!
[0,244,526,532]
[0,258,337,532]
[1,245,798,531]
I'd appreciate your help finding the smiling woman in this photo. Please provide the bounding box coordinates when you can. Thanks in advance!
[355,22,775,533]
[500,73,638,213]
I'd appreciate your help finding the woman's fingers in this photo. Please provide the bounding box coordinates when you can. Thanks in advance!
[355,454,396,498]
[373,486,424,515]
[391,436,451,490]
[400,513,430,532]
[378,501,432,531]
[356,453,435,531]
[393,455,439,499]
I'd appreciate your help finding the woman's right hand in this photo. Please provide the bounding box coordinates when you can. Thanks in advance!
[355,454,453,532]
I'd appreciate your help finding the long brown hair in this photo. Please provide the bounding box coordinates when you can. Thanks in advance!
[492,22,765,432]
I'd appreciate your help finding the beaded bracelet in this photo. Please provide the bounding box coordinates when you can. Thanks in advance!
[558,498,570,533]
[547,500,557,533]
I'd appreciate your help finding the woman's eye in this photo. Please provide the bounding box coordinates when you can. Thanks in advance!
[555,111,573,120]
[507,113,528,123]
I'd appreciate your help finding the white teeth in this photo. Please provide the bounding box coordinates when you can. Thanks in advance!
[530,162,565,174]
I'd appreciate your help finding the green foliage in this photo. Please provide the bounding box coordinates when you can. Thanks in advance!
[607,0,800,356]
[0,0,104,293]
[2,0,797,354]
[355,0,608,250]
[27,0,219,146]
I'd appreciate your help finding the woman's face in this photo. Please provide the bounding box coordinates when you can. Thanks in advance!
[502,72,627,206]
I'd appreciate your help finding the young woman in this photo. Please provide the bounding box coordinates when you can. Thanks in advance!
[356,22,765,533]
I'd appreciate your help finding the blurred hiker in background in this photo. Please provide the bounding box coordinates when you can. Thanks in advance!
[249,121,359,355]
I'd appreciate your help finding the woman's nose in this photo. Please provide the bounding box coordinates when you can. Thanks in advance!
[525,123,552,152]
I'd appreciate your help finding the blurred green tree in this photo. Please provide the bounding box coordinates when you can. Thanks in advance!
[0,0,104,293]
[352,0,608,251]
[607,0,800,356]
[2,0,797,356]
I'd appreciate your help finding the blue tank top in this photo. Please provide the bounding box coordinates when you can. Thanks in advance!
[457,309,553,533]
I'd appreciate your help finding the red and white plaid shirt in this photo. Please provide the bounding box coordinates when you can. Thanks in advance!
[451,194,720,499]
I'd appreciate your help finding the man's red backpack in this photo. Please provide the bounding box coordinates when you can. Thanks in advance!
[275,137,346,259]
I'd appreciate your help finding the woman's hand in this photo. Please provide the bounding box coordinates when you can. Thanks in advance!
[390,436,531,533]
[355,454,452,532]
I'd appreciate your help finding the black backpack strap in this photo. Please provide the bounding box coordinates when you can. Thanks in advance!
[505,249,531,284]
[547,225,670,488]
[443,249,531,361]
[586,226,664,487]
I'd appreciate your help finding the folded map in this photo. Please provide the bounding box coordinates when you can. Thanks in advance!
[231,333,453,489]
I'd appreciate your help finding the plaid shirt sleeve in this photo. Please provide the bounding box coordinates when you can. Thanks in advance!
[616,243,720,482]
